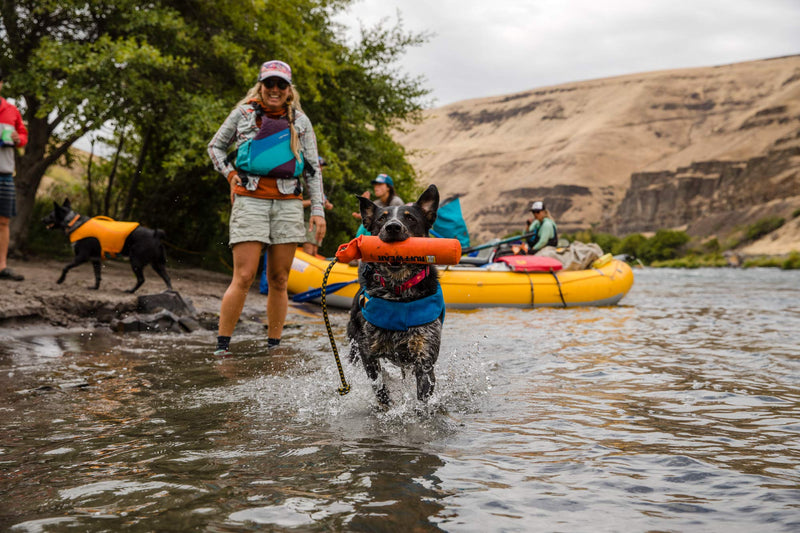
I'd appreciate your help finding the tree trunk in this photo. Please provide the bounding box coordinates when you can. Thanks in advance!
[86,140,96,216]
[9,108,87,251]
[10,113,53,251]
[104,128,126,217]
[121,126,152,220]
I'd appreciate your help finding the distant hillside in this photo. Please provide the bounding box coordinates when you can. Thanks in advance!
[395,55,800,254]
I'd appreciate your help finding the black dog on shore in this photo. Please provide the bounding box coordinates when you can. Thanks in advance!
[42,199,172,293]
[347,184,443,406]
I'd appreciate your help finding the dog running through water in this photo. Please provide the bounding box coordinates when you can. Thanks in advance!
[347,184,444,406]
[42,199,172,293]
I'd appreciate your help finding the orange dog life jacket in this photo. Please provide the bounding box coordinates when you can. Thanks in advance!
[69,216,140,257]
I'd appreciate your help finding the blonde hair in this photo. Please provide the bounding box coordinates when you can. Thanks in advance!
[235,82,303,163]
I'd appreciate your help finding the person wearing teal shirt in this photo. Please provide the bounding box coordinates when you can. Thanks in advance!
[525,201,558,253]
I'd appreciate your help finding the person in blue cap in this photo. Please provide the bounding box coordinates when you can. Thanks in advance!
[369,174,404,208]
[352,174,404,236]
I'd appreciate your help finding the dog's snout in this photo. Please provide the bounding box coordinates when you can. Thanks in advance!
[385,221,403,234]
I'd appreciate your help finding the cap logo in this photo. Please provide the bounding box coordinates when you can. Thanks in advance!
[258,60,292,83]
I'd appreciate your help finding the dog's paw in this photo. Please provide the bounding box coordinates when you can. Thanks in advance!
[56,277,65,284]
[376,388,392,407]
[89,286,100,291]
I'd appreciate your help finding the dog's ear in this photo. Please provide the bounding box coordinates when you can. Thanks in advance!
[357,194,377,231]
[53,201,60,211]
[416,184,439,227]
[62,198,71,209]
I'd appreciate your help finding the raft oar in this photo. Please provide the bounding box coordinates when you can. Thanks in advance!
[461,231,537,254]
[291,280,358,303]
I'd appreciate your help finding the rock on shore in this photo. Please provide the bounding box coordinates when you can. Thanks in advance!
[0,257,261,334]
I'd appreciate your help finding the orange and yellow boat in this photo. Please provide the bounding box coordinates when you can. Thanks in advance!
[288,249,634,309]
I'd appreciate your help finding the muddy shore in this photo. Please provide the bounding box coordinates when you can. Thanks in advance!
[0,257,267,334]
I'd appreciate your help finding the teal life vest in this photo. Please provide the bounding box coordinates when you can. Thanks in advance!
[235,119,304,178]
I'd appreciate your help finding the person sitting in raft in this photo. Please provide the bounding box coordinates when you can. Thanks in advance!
[352,173,404,237]
[525,201,558,254]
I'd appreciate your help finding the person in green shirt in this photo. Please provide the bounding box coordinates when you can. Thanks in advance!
[525,201,558,253]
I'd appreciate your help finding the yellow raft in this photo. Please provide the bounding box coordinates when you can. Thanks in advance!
[288,250,634,309]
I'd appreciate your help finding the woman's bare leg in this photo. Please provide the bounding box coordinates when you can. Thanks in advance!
[218,241,263,336]
[265,243,298,340]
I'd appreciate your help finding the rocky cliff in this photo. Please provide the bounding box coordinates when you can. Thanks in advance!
[395,55,800,253]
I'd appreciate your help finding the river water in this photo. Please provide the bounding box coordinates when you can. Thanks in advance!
[1,267,799,532]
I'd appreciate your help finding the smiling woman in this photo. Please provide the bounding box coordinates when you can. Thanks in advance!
[207,60,326,357]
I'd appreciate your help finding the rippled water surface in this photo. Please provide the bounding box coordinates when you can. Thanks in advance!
[1,268,799,532]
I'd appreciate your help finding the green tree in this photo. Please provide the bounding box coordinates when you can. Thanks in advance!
[1,0,195,248]
[1,1,430,260]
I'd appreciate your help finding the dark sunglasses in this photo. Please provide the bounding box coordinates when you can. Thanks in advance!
[262,78,289,90]
[531,209,542,214]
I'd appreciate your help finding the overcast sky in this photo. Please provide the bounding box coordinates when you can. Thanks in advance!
[334,0,800,107]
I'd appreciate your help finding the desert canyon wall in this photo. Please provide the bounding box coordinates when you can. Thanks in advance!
[395,56,800,254]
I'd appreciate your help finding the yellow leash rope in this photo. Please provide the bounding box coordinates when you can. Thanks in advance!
[321,258,350,395]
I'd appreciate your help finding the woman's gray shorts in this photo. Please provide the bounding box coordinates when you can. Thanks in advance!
[229,195,306,246]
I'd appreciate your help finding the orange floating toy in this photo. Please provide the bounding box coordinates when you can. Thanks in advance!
[335,235,462,265]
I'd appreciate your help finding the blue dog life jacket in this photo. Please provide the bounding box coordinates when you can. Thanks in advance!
[360,284,445,332]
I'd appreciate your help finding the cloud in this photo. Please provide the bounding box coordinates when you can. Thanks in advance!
[336,0,800,105]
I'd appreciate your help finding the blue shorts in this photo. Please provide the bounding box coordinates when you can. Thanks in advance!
[0,174,16,218]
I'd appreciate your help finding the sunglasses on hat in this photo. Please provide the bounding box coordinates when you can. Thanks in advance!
[262,78,289,90]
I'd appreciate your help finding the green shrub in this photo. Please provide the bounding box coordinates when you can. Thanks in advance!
[792,208,800,219]
[781,252,800,270]
[743,256,783,268]
[613,233,647,258]
[592,232,620,254]
[651,254,728,268]
[703,238,721,253]
[745,216,784,241]
[563,230,619,252]
[638,230,690,263]
[565,230,592,243]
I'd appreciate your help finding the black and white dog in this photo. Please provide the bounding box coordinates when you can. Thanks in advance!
[347,184,443,406]
[43,199,172,293]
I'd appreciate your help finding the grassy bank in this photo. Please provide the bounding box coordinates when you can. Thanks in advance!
[651,251,800,269]
[564,212,800,270]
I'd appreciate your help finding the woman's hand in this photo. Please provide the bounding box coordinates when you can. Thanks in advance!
[309,215,326,244]
[229,172,242,205]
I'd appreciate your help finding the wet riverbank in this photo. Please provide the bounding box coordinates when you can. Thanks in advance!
[0,258,243,331]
